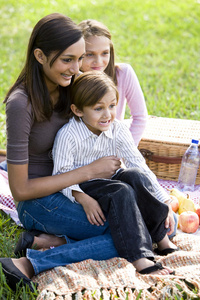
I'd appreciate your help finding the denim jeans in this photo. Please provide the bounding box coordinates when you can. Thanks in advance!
[17,168,177,275]
[80,168,169,262]
[0,160,7,171]
[17,194,118,275]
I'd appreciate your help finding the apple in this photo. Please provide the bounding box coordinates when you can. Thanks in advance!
[179,211,199,233]
[195,205,200,225]
[169,195,179,213]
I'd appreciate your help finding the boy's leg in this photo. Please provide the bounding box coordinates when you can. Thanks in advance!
[113,168,171,242]
[80,179,159,262]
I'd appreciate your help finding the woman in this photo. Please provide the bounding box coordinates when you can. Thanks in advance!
[0,13,175,292]
[0,13,121,291]
[78,19,148,146]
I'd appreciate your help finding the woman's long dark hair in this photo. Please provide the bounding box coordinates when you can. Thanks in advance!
[78,19,117,85]
[4,13,83,122]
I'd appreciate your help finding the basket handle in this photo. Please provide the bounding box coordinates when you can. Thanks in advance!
[139,149,182,164]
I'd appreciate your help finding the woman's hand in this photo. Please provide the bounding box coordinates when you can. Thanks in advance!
[88,156,121,179]
[73,191,106,226]
[164,200,175,235]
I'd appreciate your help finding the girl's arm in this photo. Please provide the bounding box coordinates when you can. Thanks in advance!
[117,122,170,203]
[8,155,121,202]
[116,64,148,146]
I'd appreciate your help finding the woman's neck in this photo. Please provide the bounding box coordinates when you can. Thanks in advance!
[50,87,59,107]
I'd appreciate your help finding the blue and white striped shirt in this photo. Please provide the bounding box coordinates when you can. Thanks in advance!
[52,117,169,203]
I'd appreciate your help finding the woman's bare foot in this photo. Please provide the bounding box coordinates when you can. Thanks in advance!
[12,257,34,279]
[157,235,177,252]
[133,258,174,275]
[32,233,66,250]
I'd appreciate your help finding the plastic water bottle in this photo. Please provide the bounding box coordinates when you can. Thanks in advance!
[177,139,200,192]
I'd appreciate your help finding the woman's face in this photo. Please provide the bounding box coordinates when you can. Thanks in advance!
[81,35,110,72]
[42,38,85,92]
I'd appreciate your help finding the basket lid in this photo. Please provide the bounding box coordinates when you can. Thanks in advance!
[140,116,200,145]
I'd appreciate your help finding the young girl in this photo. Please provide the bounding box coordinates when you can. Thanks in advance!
[78,19,148,146]
[52,71,178,276]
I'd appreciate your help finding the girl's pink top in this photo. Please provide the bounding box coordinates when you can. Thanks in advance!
[116,63,148,146]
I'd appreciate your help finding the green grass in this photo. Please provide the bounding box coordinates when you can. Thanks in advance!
[0,211,39,298]
[0,0,200,149]
[0,0,200,298]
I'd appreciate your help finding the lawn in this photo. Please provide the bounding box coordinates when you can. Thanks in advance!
[0,0,200,298]
[0,0,200,149]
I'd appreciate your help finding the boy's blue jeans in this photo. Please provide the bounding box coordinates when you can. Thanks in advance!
[17,168,177,275]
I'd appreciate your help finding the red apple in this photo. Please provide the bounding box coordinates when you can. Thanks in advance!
[169,195,179,213]
[179,211,199,233]
[195,205,200,225]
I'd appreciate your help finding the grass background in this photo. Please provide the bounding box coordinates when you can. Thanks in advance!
[0,0,200,298]
[0,0,200,150]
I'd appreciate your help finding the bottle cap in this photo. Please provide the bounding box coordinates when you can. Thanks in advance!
[191,139,199,144]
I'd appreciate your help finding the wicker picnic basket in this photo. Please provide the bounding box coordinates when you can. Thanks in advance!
[138,116,200,184]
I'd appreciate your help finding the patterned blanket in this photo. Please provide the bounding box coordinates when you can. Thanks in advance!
[34,233,200,299]
[1,167,200,299]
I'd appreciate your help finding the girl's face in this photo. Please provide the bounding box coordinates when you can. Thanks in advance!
[78,89,117,136]
[81,35,110,72]
[42,38,85,92]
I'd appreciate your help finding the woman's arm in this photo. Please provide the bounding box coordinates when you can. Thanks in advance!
[8,155,121,202]
[6,92,121,202]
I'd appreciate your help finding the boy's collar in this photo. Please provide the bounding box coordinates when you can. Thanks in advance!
[76,117,114,140]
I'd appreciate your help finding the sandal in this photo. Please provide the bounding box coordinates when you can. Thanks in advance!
[14,229,43,257]
[154,247,179,256]
[139,261,175,275]
[0,257,37,292]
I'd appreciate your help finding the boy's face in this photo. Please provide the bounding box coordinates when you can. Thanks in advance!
[80,89,117,135]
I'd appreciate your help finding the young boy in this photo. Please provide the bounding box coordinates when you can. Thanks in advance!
[52,71,178,275]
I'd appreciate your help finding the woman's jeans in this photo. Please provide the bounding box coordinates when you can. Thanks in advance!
[17,168,178,275]
[0,160,7,171]
[17,193,118,275]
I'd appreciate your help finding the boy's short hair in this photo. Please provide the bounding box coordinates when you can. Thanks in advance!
[70,71,119,120]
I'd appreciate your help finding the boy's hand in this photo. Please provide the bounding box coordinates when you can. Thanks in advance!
[82,197,106,226]
[88,156,121,179]
[73,191,106,226]
[164,199,175,235]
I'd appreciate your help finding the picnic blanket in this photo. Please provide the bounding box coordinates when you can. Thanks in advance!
[33,233,200,299]
[0,169,21,225]
[1,169,200,298]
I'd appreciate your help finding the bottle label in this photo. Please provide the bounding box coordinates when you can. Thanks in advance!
[178,162,198,186]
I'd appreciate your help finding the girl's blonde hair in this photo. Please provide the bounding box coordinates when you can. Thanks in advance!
[78,19,117,85]
[70,71,119,120]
